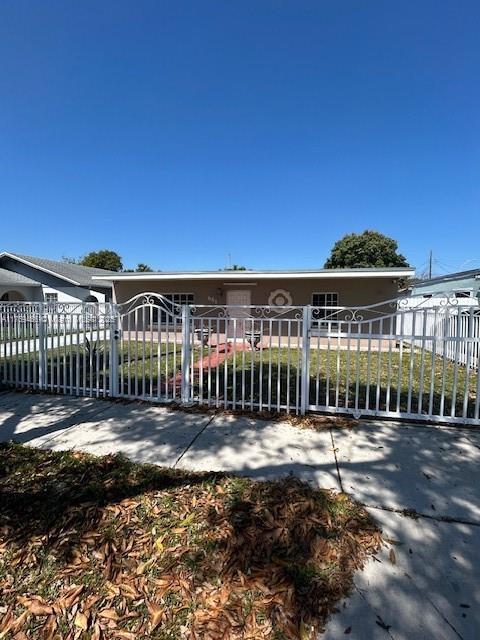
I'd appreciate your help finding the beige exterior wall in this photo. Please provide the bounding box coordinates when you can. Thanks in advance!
[112,276,401,307]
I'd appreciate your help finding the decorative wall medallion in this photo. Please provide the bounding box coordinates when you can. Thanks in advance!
[268,288,293,306]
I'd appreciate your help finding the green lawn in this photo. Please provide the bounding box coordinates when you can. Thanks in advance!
[0,340,184,396]
[118,341,183,397]
[2,339,478,418]
[192,346,478,418]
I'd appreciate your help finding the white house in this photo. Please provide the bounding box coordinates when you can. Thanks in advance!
[0,252,114,303]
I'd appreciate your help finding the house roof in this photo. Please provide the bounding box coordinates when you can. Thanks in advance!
[0,267,41,287]
[413,268,480,289]
[0,252,115,289]
[94,267,415,282]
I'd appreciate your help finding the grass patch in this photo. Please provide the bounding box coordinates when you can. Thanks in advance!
[0,444,380,639]
[0,340,185,396]
[5,337,473,419]
[193,346,478,417]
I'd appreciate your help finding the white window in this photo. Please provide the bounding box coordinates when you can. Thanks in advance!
[153,293,194,323]
[45,292,58,303]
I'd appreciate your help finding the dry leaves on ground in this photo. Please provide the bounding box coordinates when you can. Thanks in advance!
[0,443,381,639]
[168,400,359,431]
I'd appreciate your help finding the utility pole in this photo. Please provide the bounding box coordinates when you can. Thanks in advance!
[428,250,433,279]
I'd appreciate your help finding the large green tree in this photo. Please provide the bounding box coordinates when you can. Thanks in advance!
[324,231,409,269]
[80,250,123,272]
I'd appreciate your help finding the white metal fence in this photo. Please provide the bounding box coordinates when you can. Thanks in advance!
[1,293,479,425]
[400,298,480,371]
[0,302,115,396]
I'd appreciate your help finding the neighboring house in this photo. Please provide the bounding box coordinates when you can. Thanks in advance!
[409,269,480,301]
[0,252,114,303]
[93,267,415,312]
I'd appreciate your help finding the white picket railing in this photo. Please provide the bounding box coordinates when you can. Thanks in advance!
[0,302,116,396]
[400,302,480,371]
[1,294,479,425]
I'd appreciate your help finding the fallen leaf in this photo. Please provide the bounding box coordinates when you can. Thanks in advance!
[119,583,138,599]
[74,611,89,630]
[299,619,311,640]
[383,537,402,546]
[154,538,165,552]
[19,598,52,616]
[60,585,84,610]
[98,608,119,621]
[136,558,154,575]
[389,549,396,565]
[147,601,163,631]
[178,513,195,527]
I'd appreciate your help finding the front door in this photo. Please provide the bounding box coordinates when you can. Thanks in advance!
[226,290,251,339]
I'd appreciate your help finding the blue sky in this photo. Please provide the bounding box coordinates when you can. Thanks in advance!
[1,1,479,274]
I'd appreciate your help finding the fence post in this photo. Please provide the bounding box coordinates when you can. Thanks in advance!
[109,306,120,398]
[38,309,47,391]
[300,305,311,415]
[181,304,191,404]
[0,308,4,387]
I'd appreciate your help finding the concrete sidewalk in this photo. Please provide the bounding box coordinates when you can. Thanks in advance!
[0,391,479,640]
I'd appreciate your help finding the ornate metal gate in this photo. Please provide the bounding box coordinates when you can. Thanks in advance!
[1,294,479,425]
[113,293,185,402]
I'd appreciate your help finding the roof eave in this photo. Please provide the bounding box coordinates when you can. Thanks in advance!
[414,268,480,288]
[93,268,415,282]
[0,252,81,286]
[0,281,42,287]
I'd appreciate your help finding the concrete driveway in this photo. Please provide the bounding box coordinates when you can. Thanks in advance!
[0,390,479,640]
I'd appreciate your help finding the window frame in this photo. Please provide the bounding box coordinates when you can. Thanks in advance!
[152,293,195,325]
[311,292,339,310]
[311,292,339,327]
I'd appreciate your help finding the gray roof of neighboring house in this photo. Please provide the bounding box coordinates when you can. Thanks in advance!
[410,268,480,298]
[413,268,480,288]
[0,267,41,287]
[0,252,115,288]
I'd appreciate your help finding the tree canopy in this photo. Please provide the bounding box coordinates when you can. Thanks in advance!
[80,250,123,272]
[324,231,409,269]
[135,263,153,272]
[123,263,154,273]
[222,264,247,271]
[66,252,155,272]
